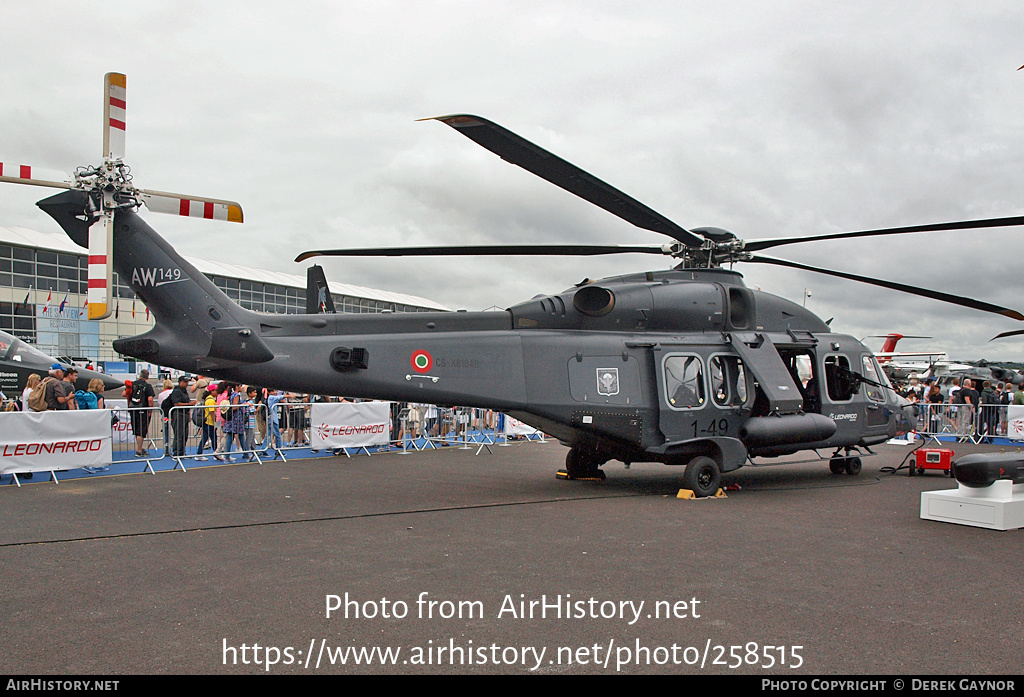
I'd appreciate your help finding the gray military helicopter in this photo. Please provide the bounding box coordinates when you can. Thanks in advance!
[7,77,1024,495]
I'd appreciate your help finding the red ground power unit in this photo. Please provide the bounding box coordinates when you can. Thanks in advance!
[911,448,954,477]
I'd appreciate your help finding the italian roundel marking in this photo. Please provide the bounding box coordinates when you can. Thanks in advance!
[411,350,433,373]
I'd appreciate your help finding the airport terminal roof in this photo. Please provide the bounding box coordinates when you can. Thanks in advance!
[0,225,450,311]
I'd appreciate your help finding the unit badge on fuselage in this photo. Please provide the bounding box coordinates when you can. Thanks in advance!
[596,368,620,396]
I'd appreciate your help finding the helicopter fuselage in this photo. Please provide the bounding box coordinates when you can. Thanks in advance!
[39,191,904,478]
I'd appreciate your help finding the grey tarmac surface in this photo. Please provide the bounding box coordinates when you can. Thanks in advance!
[0,439,1021,675]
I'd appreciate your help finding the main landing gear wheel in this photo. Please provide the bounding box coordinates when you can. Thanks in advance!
[681,456,721,497]
[556,447,606,481]
[829,453,862,476]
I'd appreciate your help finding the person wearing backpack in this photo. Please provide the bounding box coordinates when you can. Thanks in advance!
[128,369,155,458]
[79,379,111,474]
[33,364,66,411]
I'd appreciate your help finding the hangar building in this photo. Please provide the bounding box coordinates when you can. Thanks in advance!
[0,226,448,364]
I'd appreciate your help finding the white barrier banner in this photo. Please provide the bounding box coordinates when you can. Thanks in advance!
[311,401,392,449]
[107,399,133,443]
[1007,405,1024,441]
[0,409,112,474]
[504,415,540,436]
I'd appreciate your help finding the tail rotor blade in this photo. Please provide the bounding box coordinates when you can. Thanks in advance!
[0,162,72,190]
[139,190,244,223]
[103,73,127,161]
[87,210,114,320]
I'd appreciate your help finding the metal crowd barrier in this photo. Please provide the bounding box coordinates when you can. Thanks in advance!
[909,403,1011,444]
[265,400,392,460]
[395,407,545,455]
[3,401,555,486]
[165,402,270,468]
[109,406,165,472]
[268,401,312,461]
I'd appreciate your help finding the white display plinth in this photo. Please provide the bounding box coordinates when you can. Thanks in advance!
[920,480,1024,530]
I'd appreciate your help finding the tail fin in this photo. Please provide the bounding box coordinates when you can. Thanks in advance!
[306,264,336,314]
[879,333,904,354]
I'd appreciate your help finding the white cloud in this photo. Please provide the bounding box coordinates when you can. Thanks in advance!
[3,0,1024,360]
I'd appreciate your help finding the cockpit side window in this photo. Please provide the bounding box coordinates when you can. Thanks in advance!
[860,355,885,402]
[664,354,706,410]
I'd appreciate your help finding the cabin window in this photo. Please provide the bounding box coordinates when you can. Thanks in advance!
[709,354,751,407]
[860,355,886,402]
[824,354,857,402]
[664,354,706,410]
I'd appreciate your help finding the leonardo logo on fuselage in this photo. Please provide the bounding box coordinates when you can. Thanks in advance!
[829,412,858,422]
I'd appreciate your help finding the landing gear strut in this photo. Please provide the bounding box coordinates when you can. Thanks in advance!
[556,447,607,481]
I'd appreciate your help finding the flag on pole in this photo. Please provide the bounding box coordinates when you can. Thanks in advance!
[42,289,52,313]
[59,293,68,313]
[131,298,136,318]
[14,286,31,314]
[145,305,149,320]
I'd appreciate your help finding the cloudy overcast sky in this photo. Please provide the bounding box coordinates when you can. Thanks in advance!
[2,1,1023,361]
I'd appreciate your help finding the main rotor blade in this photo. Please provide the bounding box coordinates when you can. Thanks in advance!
[296,244,670,263]
[425,114,705,248]
[744,215,1024,253]
[746,253,1024,321]
[990,329,1024,341]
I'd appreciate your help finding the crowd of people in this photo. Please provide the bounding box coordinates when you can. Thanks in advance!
[10,363,107,413]
[4,367,526,477]
[128,372,332,462]
[892,375,1024,440]
[120,374,508,462]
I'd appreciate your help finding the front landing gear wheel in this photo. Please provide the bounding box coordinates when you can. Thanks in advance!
[829,458,845,475]
[557,448,606,481]
[682,456,721,497]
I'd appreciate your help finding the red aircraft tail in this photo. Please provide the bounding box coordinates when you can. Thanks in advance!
[879,333,904,355]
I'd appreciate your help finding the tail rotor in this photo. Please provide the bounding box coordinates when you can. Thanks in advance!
[1,72,244,321]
